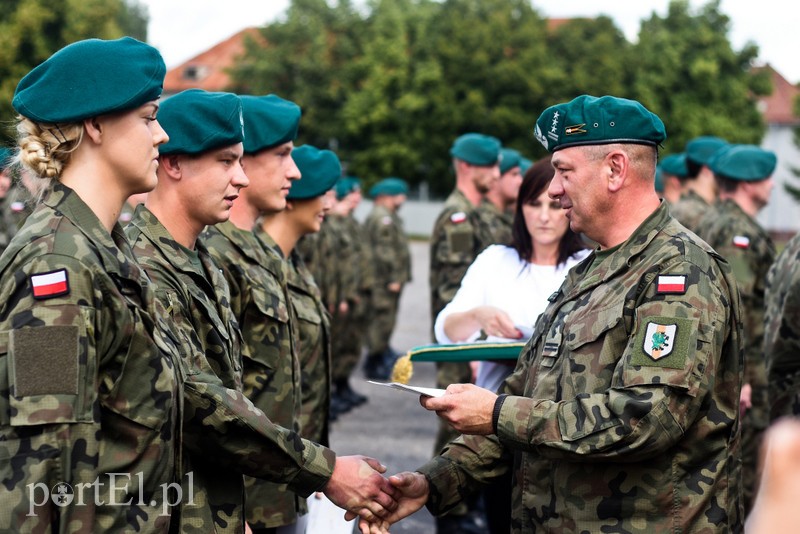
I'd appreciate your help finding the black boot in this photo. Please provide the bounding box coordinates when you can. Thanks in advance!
[363,352,389,380]
[336,378,367,406]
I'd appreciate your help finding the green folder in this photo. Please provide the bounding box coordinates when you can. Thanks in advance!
[405,341,526,362]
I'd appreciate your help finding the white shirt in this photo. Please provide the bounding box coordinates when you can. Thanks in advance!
[433,244,588,391]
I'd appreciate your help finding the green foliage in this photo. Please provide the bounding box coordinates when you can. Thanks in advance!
[631,0,768,153]
[228,0,771,197]
[0,0,148,144]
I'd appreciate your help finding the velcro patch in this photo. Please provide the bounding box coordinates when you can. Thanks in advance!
[656,274,687,294]
[30,269,70,300]
[11,325,79,396]
[630,316,695,369]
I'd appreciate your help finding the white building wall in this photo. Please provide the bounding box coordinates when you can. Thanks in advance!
[759,124,800,234]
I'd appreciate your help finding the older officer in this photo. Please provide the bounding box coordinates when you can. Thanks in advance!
[126,90,396,532]
[697,144,777,513]
[362,95,744,533]
[0,37,179,532]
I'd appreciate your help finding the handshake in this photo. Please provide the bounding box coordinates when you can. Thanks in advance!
[325,384,499,533]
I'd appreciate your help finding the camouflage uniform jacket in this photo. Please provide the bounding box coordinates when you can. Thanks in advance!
[326,214,359,305]
[765,232,800,419]
[669,189,710,235]
[429,189,487,322]
[0,184,180,532]
[701,198,774,428]
[365,204,411,308]
[0,197,10,256]
[420,202,745,532]
[296,222,339,310]
[288,250,332,447]
[475,198,513,246]
[203,221,307,527]
[127,209,332,532]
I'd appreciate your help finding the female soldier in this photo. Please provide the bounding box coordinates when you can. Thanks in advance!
[259,145,340,534]
[0,38,179,532]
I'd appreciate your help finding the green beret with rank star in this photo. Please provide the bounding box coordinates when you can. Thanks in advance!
[335,176,361,199]
[240,94,301,154]
[450,133,502,165]
[369,177,409,198]
[13,36,166,123]
[685,136,727,166]
[534,94,666,152]
[288,145,341,200]
[158,89,244,155]
[499,148,522,174]
[709,144,777,181]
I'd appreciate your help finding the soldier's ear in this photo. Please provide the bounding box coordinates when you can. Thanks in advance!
[606,151,628,193]
[159,155,183,180]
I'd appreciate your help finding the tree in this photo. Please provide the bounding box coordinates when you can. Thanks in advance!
[631,0,770,153]
[0,0,148,143]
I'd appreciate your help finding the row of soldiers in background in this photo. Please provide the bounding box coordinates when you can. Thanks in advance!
[297,175,412,419]
[0,150,35,255]
[656,136,783,513]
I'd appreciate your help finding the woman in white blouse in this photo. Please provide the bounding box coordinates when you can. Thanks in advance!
[434,154,589,393]
[433,154,588,534]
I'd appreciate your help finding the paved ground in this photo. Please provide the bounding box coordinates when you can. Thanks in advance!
[329,239,439,532]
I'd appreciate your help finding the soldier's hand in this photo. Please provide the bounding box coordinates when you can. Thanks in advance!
[387,282,402,293]
[740,383,753,417]
[355,471,430,533]
[323,455,397,522]
[420,383,497,435]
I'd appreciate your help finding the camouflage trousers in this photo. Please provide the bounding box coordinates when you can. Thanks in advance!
[366,291,401,354]
[331,298,368,382]
[742,384,769,514]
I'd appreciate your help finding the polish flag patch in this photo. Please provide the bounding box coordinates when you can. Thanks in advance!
[656,275,687,294]
[733,235,750,249]
[31,269,70,300]
[450,212,467,224]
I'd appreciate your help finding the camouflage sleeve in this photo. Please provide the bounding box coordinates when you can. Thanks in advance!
[429,213,479,318]
[146,264,335,496]
[369,216,403,286]
[1,251,176,530]
[495,259,730,462]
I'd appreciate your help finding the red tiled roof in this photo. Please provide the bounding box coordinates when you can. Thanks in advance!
[755,64,800,126]
[163,27,263,94]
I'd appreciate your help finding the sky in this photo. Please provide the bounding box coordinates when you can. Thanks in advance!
[141,0,800,83]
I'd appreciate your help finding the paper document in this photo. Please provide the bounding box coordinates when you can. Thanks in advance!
[368,381,446,398]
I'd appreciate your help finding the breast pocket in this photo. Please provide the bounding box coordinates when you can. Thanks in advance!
[562,302,625,396]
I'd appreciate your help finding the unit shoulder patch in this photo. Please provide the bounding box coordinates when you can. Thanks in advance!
[630,316,696,369]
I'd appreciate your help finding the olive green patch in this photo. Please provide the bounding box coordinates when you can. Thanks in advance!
[11,326,79,396]
[447,226,473,255]
[630,316,695,369]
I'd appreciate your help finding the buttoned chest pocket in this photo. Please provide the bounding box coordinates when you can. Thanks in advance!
[247,286,291,371]
[561,302,626,396]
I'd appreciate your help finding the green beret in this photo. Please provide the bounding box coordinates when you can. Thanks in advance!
[654,167,664,193]
[519,157,533,174]
[369,177,409,198]
[534,95,666,153]
[335,176,361,200]
[288,145,341,200]
[450,133,501,166]
[709,144,777,181]
[0,148,12,171]
[13,37,165,123]
[659,153,688,178]
[159,89,244,155]
[499,148,522,174]
[685,136,727,166]
[241,94,301,154]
